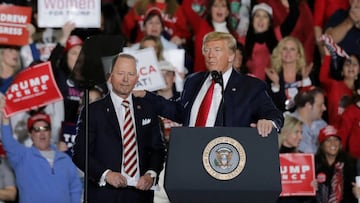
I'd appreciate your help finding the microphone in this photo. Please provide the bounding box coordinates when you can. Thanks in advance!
[210,71,223,86]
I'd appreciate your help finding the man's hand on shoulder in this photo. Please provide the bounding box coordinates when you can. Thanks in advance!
[132,90,147,98]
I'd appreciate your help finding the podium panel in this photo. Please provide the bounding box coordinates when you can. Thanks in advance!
[164,127,281,203]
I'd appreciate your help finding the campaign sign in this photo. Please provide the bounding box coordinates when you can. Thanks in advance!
[60,121,77,156]
[0,5,32,46]
[37,0,101,28]
[279,153,315,196]
[4,62,63,117]
[124,47,166,92]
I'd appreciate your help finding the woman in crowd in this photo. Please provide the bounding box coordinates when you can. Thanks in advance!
[129,8,178,50]
[313,0,349,56]
[278,115,303,153]
[0,47,22,94]
[258,0,315,66]
[122,0,190,45]
[48,22,83,124]
[277,115,317,202]
[139,35,165,61]
[241,2,278,80]
[265,36,312,112]
[338,77,360,160]
[315,125,357,203]
[182,0,239,72]
[319,44,360,125]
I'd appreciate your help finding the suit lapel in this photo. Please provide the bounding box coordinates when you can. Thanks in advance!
[103,95,122,137]
[216,70,243,126]
[183,72,209,125]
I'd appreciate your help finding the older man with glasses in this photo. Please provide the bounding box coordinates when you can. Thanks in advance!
[0,100,82,203]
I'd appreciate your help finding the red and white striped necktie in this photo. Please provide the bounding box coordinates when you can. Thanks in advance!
[122,100,138,177]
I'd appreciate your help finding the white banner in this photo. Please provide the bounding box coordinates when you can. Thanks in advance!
[37,0,101,28]
[163,49,185,92]
[124,47,166,92]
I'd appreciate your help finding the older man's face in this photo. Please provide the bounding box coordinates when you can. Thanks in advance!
[202,39,235,73]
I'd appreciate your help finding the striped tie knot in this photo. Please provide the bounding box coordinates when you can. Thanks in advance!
[122,100,130,108]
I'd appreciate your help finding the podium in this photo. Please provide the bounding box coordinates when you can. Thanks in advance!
[164,127,281,203]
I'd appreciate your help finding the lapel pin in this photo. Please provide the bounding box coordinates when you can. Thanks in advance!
[232,88,236,92]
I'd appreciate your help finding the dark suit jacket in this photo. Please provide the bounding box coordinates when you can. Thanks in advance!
[145,69,284,129]
[73,94,165,203]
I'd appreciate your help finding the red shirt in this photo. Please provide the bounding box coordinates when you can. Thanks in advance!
[339,104,360,159]
[122,2,190,43]
[182,0,239,72]
[259,0,315,65]
[313,0,349,27]
[320,56,353,125]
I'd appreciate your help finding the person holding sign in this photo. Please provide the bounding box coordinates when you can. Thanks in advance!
[277,115,317,202]
[48,22,83,124]
[0,98,82,203]
[315,125,357,203]
[278,115,303,153]
[138,31,283,136]
[72,53,165,203]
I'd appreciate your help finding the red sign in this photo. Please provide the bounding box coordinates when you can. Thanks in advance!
[0,5,32,46]
[4,62,63,117]
[279,153,316,196]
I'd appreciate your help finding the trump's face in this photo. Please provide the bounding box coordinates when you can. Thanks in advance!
[203,39,235,73]
[110,57,139,99]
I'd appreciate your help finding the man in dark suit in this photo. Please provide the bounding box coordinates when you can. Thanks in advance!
[141,31,284,136]
[72,53,166,203]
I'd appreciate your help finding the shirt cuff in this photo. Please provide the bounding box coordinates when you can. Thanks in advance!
[271,83,280,92]
[99,169,111,187]
[145,170,157,181]
[271,121,280,132]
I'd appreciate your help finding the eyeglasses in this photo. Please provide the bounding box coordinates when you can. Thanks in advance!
[32,126,50,132]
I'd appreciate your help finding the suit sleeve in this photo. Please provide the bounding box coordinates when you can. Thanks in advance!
[254,81,284,130]
[144,92,184,124]
[72,107,110,183]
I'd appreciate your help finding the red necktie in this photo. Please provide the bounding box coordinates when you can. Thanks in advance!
[122,100,138,177]
[195,80,215,126]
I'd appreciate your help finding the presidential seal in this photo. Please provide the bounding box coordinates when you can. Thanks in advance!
[202,136,246,180]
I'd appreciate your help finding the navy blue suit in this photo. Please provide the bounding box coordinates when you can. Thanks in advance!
[73,94,165,203]
[145,69,283,129]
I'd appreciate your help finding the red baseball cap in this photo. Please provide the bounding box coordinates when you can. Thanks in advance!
[318,125,341,144]
[65,35,83,52]
[27,113,51,131]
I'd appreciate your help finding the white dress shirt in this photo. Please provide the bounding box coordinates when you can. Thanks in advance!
[189,68,232,127]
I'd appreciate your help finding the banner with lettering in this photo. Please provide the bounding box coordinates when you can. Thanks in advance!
[279,153,315,196]
[124,47,166,92]
[0,5,32,46]
[37,0,101,28]
[60,121,77,156]
[4,62,63,117]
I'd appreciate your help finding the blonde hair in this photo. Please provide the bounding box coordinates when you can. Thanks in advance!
[271,36,306,74]
[202,32,237,54]
[139,35,164,61]
[278,115,303,148]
